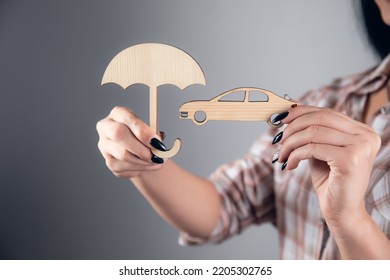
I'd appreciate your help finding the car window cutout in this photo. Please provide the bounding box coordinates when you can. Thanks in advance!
[249,91,269,102]
[218,91,245,102]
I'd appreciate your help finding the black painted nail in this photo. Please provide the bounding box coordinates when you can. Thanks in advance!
[150,138,167,151]
[281,161,288,171]
[272,131,283,145]
[151,154,164,164]
[272,149,280,164]
[272,111,289,124]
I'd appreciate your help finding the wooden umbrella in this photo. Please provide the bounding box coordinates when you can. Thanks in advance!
[101,43,206,158]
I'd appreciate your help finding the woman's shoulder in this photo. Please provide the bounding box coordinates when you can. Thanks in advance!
[298,67,373,108]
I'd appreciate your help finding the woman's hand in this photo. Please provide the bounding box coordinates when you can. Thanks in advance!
[277,105,381,228]
[96,106,166,178]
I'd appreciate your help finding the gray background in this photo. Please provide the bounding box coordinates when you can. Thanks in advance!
[0,0,378,259]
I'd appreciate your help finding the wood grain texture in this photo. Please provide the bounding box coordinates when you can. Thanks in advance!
[152,139,182,158]
[101,43,206,90]
[179,87,295,128]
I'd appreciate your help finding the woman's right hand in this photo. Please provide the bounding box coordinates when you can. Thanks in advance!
[96,106,167,178]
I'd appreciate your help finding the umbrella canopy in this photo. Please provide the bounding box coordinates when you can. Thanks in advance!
[102,43,206,90]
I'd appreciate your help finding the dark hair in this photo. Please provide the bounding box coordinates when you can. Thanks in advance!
[360,0,390,59]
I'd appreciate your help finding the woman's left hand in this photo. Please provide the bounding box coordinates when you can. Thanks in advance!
[277,105,381,228]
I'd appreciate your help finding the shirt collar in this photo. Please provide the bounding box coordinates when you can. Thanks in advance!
[349,53,390,95]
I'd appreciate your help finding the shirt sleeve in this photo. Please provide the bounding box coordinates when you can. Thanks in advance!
[179,127,279,246]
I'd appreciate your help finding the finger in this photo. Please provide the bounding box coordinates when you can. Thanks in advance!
[98,118,153,162]
[98,138,155,166]
[104,155,163,174]
[109,166,158,179]
[282,105,372,130]
[112,171,140,179]
[109,106,160,146]
[283,105,349,124]
[278,125,355,163]
[280,108,369,145]
[284,143,347,171]
[159,131,166,141]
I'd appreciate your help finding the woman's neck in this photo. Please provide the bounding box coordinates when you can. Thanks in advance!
[363,82,390,124]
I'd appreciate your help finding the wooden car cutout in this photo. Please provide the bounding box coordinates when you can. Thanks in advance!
[179,87,295,128]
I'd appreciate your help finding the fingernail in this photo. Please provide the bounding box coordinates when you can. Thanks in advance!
[150,138,167,151]
[291,104,298,108]
[151,154,164,164]
[272,131,283,145]
[272,149,280,164]
[272,112,289,124]
[159,131,166,141]
[284,94,292,100]
[281,161,288,171]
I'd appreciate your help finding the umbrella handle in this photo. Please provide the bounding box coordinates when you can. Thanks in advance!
[151,138,182,158]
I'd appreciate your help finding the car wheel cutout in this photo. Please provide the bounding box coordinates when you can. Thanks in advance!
[267,113,284,128]
[194,110,207,124]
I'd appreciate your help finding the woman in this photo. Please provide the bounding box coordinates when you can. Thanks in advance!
[96,0,390,259]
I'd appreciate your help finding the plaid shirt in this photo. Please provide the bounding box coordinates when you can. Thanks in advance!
[180,53,390,259]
